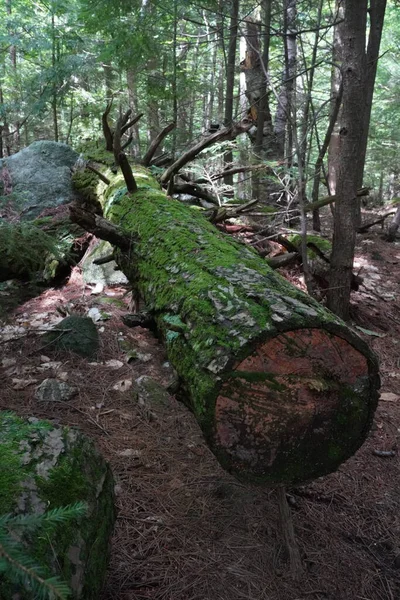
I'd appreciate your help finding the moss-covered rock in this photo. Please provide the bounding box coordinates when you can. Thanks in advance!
[42,315,99,358]
[0,411,115,599]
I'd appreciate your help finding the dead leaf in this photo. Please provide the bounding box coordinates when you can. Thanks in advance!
[2,358,17,368]
[380,393,400,403]
[113,379,133,392]
[12,378,38,390]
[105,359,124,370]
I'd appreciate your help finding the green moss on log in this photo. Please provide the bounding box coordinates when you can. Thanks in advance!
[72,151,380,486]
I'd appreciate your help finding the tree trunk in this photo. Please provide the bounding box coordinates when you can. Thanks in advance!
[51,12,59,142]
[329,0,386,226]
[72,158,380,487]
[126,69,141,158]
[274,0,297,161]
[327,0,344,197]
[241,13,276,201]
[223,0,240,189]
[354,0,387,219]
[327,1,368,320]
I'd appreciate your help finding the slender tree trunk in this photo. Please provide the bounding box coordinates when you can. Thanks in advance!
[51,12,59,142]
[126,69,141,157]
[223,0,239,189]
[328,1,344,197]
[147,58,160,146]
[171,0,178,157]
[204,20,218,132]
[354,0,387,225]
[241,13,277,201]
[252,0,273,200]
[274,0,296,161]
[6,0,16,68]
[0,85,4,158]
[327,1,368,320]
[378,171,384,205]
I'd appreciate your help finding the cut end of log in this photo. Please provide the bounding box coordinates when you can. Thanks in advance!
[213,328,377,485]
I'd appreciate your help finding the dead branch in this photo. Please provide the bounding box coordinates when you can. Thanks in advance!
[305,187,370,213]
[276,486,304,581]
[167,175,175,197]
[121,133,133,151]
[142,122,176,167]
[102,98,114,152]
[119,108,133,130]
[160,120,253,184]
[210,199,259,224]
[86,163,111,185]
[113,113,137,193]
[70,205,132,251]
[266,252,299,268]
[209,163,272,182]
[93,253,115,265]
[121,112,144,136]
[357,210,396,233]
[172,182,220,206]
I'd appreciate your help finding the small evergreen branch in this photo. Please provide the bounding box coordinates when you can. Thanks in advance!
[0,536,71,599]
[0,503,87,600]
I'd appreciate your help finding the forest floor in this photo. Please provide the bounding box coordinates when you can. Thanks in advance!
[1,216,400,600]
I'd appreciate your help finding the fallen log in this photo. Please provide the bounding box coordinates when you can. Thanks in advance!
[71,162,380,486]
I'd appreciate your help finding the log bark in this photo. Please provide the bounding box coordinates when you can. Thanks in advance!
[72,161,380,486]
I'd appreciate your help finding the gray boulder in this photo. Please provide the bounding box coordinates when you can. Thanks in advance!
[82,240,128,286]
[0,141,79,219]
[0,411,115,599]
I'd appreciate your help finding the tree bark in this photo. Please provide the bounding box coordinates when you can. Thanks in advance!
[72,158,380,486]
[327,1,368,320]
[274,0,297,160]
[356,1,387,191]
[327,0,344,197]
[223,0,240,189]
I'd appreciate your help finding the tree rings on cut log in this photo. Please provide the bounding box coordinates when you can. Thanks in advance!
[214,328,374,485]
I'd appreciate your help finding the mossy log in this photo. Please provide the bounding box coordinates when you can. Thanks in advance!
[72,163,380,486]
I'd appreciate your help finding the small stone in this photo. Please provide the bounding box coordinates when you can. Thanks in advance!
[135,376,171,407]
[35,378,77,402]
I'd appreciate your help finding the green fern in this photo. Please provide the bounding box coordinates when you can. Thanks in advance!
[0,502,87,600]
